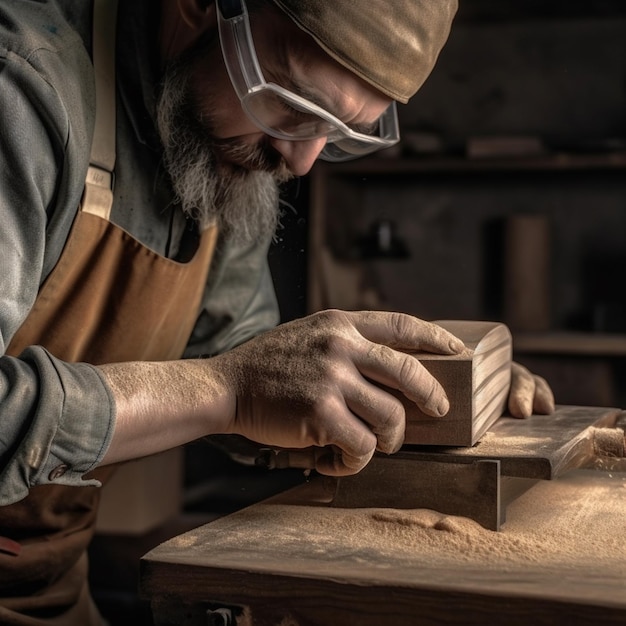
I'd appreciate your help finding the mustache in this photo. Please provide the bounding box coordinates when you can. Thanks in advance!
[209,135,293,183]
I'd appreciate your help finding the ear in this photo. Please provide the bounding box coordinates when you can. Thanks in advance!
[176,0,217,32]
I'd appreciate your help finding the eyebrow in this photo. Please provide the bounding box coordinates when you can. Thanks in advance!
[281,75,379,135]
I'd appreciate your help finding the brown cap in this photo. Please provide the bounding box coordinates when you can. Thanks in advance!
[269,0,458,103]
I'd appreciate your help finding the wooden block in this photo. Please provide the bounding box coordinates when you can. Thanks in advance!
[402,320,512,447]
[504,215,551,331]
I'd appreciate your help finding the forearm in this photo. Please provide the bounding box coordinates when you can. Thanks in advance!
[97,312,557,480]
[98,358,236,465]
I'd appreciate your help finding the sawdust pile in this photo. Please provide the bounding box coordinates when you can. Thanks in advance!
[179,470,626,578]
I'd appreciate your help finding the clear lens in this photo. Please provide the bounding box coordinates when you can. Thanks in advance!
[244,86,398,144]
[320,138,385,162]
[217,0,400,162]
[243,90,337,138]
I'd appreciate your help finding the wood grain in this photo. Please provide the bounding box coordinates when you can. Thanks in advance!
[402,320,512,446]
[404,405,622,479]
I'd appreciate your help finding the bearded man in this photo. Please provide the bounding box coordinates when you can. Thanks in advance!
[0,0,554,622]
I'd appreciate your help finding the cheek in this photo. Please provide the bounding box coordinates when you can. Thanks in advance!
[190,66,263,140]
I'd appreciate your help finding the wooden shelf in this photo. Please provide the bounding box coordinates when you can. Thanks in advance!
[513,331,626,357]
[307,151,626,314]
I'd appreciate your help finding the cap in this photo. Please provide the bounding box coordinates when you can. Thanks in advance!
[269,0,458,104]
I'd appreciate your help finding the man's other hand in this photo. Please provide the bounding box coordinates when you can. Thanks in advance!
[508,361,555,419]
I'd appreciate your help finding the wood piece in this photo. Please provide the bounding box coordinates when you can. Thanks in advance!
[332,457,504,530]
[402,320,512,446]
[504,214,551,331]
[404,404,621,479]
[321,406,619,526]
[325,407,621,527]
[141,470,626,626]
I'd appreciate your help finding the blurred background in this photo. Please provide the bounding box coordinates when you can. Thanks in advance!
[271,0,626,410]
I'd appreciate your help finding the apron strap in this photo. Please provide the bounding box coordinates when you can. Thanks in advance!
[82,0,118,221]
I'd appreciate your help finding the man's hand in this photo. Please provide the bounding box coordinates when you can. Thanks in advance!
[213,310,465,476]
[508,361,555,418]
[101,312,555,477]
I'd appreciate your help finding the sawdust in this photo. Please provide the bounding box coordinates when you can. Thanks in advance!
[591,426,626,457]
[231,504,548,568]
[185,470,626,580]
[475,430,556,455]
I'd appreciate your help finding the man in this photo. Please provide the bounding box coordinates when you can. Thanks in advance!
[0,0,554,622]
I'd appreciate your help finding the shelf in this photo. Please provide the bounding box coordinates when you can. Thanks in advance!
[313,152,626,177]
[513,332,626,357]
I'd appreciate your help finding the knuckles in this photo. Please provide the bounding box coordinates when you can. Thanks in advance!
[388,311,417,344]
[308,393,344,426]
[302,310,359,357]
[397,353,423,389]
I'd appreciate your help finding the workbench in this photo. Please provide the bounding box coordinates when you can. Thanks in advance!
[141,410,626,626]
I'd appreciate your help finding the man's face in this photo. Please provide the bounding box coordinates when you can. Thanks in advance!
[196,3,392,174]
[156,1,391,241]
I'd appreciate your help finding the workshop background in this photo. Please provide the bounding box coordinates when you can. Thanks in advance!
[90,2,626,624]
[271,0,626,411]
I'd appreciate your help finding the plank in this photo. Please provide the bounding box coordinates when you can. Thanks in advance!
[404,404,622,478]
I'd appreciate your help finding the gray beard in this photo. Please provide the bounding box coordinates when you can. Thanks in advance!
[156,60,291,244]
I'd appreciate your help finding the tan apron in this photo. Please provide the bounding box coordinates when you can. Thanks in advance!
[0,213,217,625]
[0,0,218,622]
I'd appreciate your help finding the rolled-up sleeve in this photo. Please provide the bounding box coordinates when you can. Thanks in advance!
[0,14,113,505]
[0,348,116,505]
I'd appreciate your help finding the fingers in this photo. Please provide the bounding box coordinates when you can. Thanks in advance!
[311,309,457,418]
[306,353,428,475]
[509,362,535,418]
[509,362,556,418]
[533,374,555,414]
[304,395,379,475]
[315,444,376,477]
[310,380,404,474]
[282,371,408,476]
[343,376,407,453]
[355,342,450,418]
[345,310,465,355]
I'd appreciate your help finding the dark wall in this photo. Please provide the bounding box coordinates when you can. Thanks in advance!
[303,7,626,332]
[403,11,625,329]
[401,13,626,149]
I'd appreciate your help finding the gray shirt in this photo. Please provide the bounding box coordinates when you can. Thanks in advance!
[0,0,279,505]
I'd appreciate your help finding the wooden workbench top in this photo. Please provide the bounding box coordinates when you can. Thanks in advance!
[141,469,626,625]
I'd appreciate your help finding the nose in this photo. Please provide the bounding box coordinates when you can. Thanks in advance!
[268,137,328,176]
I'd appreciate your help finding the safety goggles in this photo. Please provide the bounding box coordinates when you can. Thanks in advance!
[216,0,400,162]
